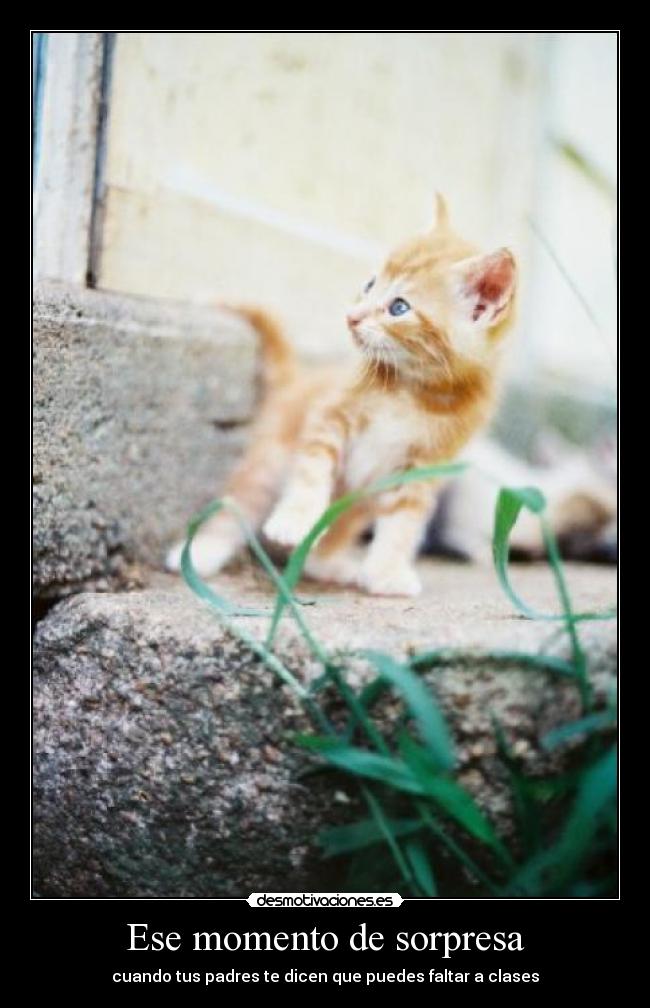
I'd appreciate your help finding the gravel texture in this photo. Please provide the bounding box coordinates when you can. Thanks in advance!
[33,560,616,898]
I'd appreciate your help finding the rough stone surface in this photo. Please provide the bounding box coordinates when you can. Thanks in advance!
[33,282,257,597]
[33,560,617,898]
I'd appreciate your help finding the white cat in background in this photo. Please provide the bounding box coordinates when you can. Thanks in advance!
[424,434,617,564]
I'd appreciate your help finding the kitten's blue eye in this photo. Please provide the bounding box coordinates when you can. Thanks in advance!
[364,277,375,294]
[388,297,410,317]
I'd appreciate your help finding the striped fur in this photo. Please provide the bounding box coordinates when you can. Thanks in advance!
[166,196,517,596]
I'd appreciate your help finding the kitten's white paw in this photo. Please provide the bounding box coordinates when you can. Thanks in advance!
[165,541,185,572]
[304,552,359,587]
[359,564,422,598]
[165,535,234,577]
[263,503,322,550]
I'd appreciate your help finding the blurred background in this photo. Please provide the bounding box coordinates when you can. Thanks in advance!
[33,31,617,454]
[32,34,618,904]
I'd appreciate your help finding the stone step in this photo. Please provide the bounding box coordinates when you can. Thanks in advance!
[33,560,616,898]
[33,281,256,598]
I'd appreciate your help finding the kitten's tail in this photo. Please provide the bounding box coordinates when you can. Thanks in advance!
[220,304,297,391]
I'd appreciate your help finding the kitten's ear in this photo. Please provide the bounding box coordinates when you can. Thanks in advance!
[432,192,449,231]
[450,248,516,328]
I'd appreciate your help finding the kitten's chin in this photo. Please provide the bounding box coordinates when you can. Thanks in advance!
[350,327,394,360]
[359,344,396,367]
[350,328,366,350]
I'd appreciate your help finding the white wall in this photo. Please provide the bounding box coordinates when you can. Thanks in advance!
[523,32,617,398]
[94,31,616,395]
[96,32,542,360]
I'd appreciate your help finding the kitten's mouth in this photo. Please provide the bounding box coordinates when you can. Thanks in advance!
[348,323,381,351]
[348,321,400,365]
[352,331,394,359]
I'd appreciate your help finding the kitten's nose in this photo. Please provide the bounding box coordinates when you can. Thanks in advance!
[346,310,364,329]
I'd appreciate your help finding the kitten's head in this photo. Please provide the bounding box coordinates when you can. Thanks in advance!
[347,195,517,384]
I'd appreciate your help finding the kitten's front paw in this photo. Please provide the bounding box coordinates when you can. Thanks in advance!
[359,563,422,598]
[263,503,322,550]
[164,535,234,577]
[304,551,359,587]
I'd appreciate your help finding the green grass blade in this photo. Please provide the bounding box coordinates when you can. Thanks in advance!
[419,775,511,864]
[492,486,548,620]
[324,663,391,755]
[410,648,578,679]
[361,785,416,892]
[505,745,617,896]
[551,744,617,881]
[401,731,512,865]
[415,803,500,894]
[181,500,268,617]
[181,507,334,733]
[319,817,423,858]
[184,496,330,660]
[362,650,455,771]
[300,734,510,864]
[266,462,467,645]
[294,736,421,793]
[404,839,438,897]
[492,487,615,624]
[551,138,615,200]
[492,716,541,857]
[542,710,616,751]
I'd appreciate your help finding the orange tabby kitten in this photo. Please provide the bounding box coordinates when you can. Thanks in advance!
[166,196,517,596]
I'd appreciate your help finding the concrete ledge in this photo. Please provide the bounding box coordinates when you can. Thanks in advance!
[33,561,616,897]
[33,282,257,596]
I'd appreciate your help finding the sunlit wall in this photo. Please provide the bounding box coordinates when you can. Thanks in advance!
[96,31,616,407]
